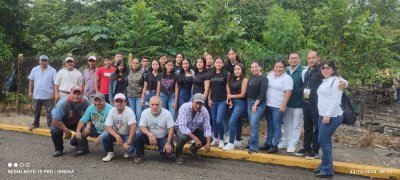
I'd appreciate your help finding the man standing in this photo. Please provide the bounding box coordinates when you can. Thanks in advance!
[54,57,83,101]
[28,55,57,129]
[50,86,90,157]
[82,56,98,99]
[114,53,124,67]
[134,96,174,164]
[175,93,212,164]
[73,93,113,156]
[102,93,136,162]
[141,56,150,73]
[95,56,115,103]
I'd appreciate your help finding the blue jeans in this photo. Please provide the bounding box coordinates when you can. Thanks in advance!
[247,99,266,151]
[178,89,191,108]
[318,115,343,175]
[135,132,173,158]
[102,133,135,154]
[228,99,246,143]
[265,106,284,146]
[144,91,156,110]
[50,123,77,151]
[211,100,227,140]
[160,92,176,119]
[128,97,142,124]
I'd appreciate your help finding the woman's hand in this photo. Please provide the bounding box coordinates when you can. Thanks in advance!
[322,116,330,124]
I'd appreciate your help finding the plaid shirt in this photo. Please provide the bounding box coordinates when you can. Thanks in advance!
[175,102,212,137]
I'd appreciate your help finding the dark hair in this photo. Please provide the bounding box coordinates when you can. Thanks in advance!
[213,57,225,71]
[175,53,185,59]
[194,57,207,74]
[148,59,162,73]
[250,60,263,68]
[141,56,149,61]
[319,60,339,76]
[178,59,193,82]
[228,47,242,63]
[274,60,287,68]
[232,63,246,80]
[160,54,168,59]
[164,60,175,74]
[112,61,128,80]
[287,52,300,59]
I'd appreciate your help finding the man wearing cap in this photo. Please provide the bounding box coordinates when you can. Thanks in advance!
[102,93,137,162]
[82,56,98,99]
[28,55,57,129]
[95,56,115,103]
[50,86,91,157]
[54,57,83,101]
[134,96,175,164]
[174,93,212,164]
[73,93,113,156]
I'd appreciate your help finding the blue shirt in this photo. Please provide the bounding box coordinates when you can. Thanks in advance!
[52,96,91,126]
[28,65,57,99]
[80,103,113,134]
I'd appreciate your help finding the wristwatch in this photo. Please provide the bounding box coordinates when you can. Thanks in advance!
[166,140,171,144]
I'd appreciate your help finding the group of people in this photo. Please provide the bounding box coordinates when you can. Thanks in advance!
[28,49,347,178]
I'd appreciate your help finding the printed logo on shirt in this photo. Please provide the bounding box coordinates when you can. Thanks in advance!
[104,73,111,77]
[161,79,174,89]
[113,118,124,132]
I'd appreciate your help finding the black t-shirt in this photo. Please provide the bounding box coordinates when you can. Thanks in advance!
[158,72,177,94]
[230,77,244,97]
[144,72,159,91]
[225,60,244,76]
[115,76,126,95]
[192,70,211,95]
[178,72,194,91]
[210,70,228,101]
[246,75,268,102]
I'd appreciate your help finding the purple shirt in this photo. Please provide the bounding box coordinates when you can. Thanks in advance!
[175,102,212,137]
[82,68,97,98]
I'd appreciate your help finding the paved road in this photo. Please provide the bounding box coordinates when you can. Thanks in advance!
[0,131,365,180]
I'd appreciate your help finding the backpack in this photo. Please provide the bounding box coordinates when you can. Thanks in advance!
[4,66,18,92]
[331,78,357,125]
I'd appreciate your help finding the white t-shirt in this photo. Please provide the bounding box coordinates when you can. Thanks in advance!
[139,108,174,139]
[55,68,83,92]
[105,107,136,135]
[266,72,294,108]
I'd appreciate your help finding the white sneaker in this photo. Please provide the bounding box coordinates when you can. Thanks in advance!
[102,152,115,162]
[223,143,235,151]
[211,138,219,146]
[218,140,225,149]
[234,140,242,148]
[124,152,132,158]
[278,143,288,149]
[287,146,296,153]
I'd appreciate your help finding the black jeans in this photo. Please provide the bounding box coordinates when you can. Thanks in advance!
[302,102,320,153]
[74,125,100,152]
[50,123,77,151]
[175,129,207,158]
[33,99,53,127]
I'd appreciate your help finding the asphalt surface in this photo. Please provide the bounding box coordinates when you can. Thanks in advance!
[0,131,366,180]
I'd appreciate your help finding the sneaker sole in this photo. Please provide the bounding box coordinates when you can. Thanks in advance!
[305,156,318,160]
[294,153,305,156]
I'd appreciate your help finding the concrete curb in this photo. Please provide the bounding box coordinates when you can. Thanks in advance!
[0,123,399,179]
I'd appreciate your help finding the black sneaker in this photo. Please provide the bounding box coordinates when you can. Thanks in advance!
[305,151,319,160]
[73,150,88,157]
[190,144,200,158]
[267,146,278,154]
[248,149,258,154]
[244,145,250,150]
[259,143,272,151]
[176,156,185,164]
[295,148,306,156]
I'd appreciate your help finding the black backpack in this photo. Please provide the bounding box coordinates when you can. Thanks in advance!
[331,78,357,125]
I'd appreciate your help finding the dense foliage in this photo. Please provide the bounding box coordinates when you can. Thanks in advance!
[1,0,399,87]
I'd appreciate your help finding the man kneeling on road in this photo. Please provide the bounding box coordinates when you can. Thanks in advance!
[175,93,212,164]
[134,96,175,164]
[74,93,113,156]
[50,86,90,157]
[102,93,136,162]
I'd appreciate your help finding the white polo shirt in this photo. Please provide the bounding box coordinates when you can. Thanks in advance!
[266,72,294,108]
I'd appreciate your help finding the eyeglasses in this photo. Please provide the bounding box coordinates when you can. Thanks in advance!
[321,66,331,70]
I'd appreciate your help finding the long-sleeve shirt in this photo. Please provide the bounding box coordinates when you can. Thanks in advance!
[246,74,268,102]
[175,102,212,137]
[317,76,343,117]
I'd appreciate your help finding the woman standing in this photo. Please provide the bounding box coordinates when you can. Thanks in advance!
[225,48,243,76]
[141,59,161,109]
[177,59,194,108]
[192,57,211,97]
[157,60,179,119]
[263,61,293,153]
[223,63,248,151]
[109,62,128,104]
[127,58,144,121]
[246,61,268,154]
[174,53,184,72]
[209,57,229,148]
[315,61,343,178]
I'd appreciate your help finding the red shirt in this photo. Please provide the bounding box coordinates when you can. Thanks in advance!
[96,66,115,94]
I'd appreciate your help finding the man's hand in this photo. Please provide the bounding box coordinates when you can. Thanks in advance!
[122,143,129,151]
[252,104,257,113]
[164,143,173,155]
[116,135,123,146]
[338,80,347,90]
[194,137,202,147]
[75,131,82,140]
[204,143,211,153]
[28,92,33,99]
[94,137,101,146]
[82,127,90,136]
[148,133,157,146]
[323,116,330,124]
[64,130,72,139]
